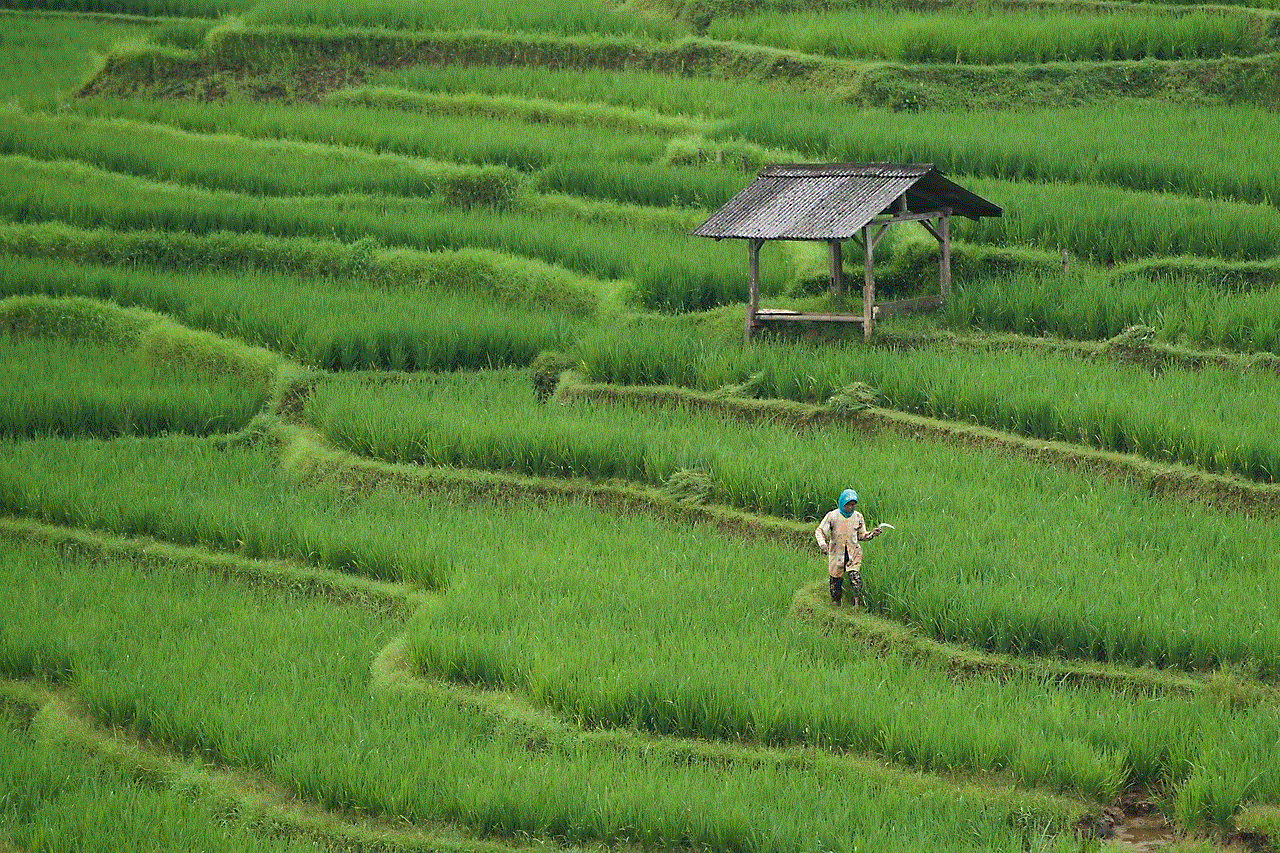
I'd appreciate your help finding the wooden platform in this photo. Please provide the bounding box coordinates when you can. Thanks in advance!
[755,309,866,324]
[751,294,943,329]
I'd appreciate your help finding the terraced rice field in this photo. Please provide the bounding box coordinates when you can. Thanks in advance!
[3,2,1280,852]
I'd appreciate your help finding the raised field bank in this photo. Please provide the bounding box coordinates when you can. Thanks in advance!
[2,1,1279,851]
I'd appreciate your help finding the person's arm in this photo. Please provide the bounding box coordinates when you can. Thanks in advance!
[815,514,830,553]
[857,514,880,541]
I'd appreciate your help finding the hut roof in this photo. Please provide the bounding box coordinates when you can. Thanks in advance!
[692,163,1002,241]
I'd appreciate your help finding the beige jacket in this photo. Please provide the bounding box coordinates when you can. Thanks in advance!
[815,509,870,577]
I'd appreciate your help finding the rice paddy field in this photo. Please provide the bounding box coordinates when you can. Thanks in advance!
[3,1,1280,852]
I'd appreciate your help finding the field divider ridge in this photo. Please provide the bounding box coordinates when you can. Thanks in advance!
[0,678,547,853]
[0,516,427,619]
[369,637,1097,826]
[556,373,1280,517]
[75,22,1280,110]
[790,582,1280,706]
[0,523,1098,847]
[274,421,1280,705]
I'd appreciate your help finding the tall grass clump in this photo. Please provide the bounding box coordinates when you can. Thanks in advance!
[530,160,749,209]
[955,177,1280,264]
[0,12,152,109]
[0,157,774,311]
[0,438,453,587]
[20,476,1238,814]
[401,496,1280,810]
[0,110,523,206]
[0,718,315,853]
[242,0,688,39]
[0,534,1093,852]
[68,98,672,172]
[0,222,604,316]
[9,499,1280,827]
[709,103,1280,207]
[943,271,1280,354]
[368,63,791,121]
[0,334,268,438]
[302,368,1280,674]
[0,293,285,392]
[0,258,580,371]
[325,85,707,135]
[709,7,1261,63]
[2,0,257,13]
[575,324,1280,481]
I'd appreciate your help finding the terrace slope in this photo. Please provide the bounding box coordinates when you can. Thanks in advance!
[4,3,1280,851]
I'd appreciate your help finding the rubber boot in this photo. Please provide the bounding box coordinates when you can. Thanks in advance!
[829,575,843,605]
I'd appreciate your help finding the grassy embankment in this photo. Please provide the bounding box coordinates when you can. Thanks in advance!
[6,3,1280,850]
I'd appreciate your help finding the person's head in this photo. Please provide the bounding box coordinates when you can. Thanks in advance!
[838,488,858,517]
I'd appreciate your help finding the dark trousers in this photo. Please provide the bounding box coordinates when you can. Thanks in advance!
[829,548,861,606]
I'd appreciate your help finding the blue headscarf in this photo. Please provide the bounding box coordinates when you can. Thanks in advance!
[837,488,858,518]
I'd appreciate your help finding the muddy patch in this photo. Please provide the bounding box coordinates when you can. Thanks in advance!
[1076,789,1177,850]
[1106,801,1175,851]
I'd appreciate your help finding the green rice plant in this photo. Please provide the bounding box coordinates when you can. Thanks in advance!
[710,102,1280,207]
[313,496,1280,807]
[2,495,1275,833]
[0,534,1091,852]
[699,0,1280,11]
[242,0,688,39]
[575,323,1280,482]
[0,333,267,438]
[0,109,523,206]
[3,0,255,14]
[0,719,317,853]
[1116,256,1280,290]
[66,97,672,173]
[324,85,707,135]
[954,176,1280,263]
[0,11,154,109]
[83,19,1280,112]
[146,16,217,49]
[367,63,790,121]
[0,258,580,371]
[301,368,1280,675]
[942,270,1280,354]
[0,157,778,311]
[530,160,750,209]
[0,222,605,316]
[0,437,455,586]
[709,7,1261,63]
[524,192,705,234]
[0,293,285,388]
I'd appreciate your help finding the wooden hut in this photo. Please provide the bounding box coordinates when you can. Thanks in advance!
[692,163,1002,342]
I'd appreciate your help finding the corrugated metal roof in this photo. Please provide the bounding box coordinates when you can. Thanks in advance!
[693,163,1001,240]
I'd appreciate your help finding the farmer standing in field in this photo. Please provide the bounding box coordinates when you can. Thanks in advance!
[815,488,881,607]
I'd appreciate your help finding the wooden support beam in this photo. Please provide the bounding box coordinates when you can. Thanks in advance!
[862,224,875,339]
[829,239,843,299]
[940,211,951,299]
[869,221,892,251]
[876,210,948,226]
[745,237,762,344]
[755,311,866,324]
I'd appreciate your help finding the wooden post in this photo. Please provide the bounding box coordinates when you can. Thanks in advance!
[862,225,875,339]
[744,237,762,344]
[1062,249,1070,275]
[940,211,951,299]
[829,239,843,300]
